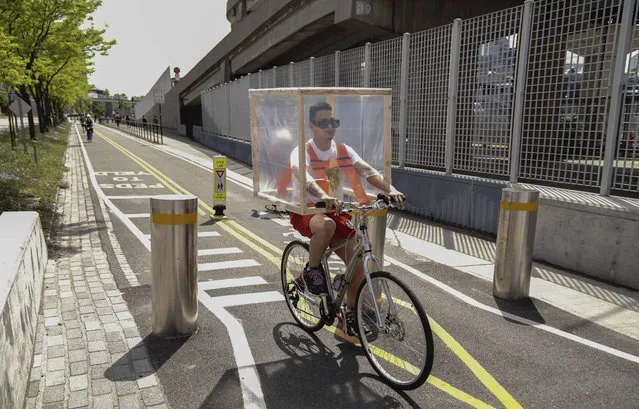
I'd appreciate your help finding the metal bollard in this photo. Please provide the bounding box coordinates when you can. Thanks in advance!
[366,209,387,268]
[150,194,199,337]
[492,187,540,300]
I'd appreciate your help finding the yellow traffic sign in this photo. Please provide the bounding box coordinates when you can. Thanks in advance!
[214,156,226,202]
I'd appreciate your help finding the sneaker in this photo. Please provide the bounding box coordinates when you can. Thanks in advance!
[302,265,329,296]
[337,307,372,338]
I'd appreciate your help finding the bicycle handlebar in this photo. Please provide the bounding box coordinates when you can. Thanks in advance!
[315,194,398,213]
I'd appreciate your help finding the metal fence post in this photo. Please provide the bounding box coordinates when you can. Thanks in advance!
[445,18,462,175]
[399,33,410,168]
[335,51,340,86]
[310,57,315,87]
[272,66,277,86]
[364,42,371,87]
[510,0,534,182]
[289,62,294,87]
[258,70,262,88]
[601,0,637,195]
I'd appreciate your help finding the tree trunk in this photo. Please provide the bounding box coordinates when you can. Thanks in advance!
[34,87,46,133]
[45,91,55,128]
[8,112,16,148]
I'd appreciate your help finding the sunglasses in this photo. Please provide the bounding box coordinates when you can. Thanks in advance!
[311,118,340,129]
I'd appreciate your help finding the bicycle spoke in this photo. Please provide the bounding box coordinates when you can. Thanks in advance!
[281,241,324,332]
[357,272,434,389]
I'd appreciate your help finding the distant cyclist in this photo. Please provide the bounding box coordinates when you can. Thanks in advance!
[286,101,405,336]
[85,115,94,142]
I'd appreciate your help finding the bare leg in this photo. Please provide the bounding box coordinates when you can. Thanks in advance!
[308,214,336,268]
[333,238,362,310]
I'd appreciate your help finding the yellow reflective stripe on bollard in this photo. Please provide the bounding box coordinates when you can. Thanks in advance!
[365,208,388,217]
[499,201,538,212]
[151,212,198,225]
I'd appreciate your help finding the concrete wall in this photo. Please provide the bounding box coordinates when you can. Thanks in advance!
[201,135,639,290]
[0,212,48,409]
[197,130,253,166]
[535,198,639,290]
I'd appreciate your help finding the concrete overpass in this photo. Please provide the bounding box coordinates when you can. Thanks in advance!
[158,0,524,136]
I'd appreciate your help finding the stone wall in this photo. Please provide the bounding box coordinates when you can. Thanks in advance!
[0,212,48,409]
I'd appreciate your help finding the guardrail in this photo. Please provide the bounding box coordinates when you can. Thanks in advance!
[109,119,164,144]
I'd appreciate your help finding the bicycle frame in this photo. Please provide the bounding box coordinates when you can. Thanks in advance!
[316,203,398,329]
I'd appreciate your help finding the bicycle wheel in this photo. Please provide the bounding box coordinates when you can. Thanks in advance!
[356,271,434,390]
[281,240,324,332]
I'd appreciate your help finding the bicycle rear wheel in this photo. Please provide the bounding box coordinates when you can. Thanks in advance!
[281,240,324,332]
[356,271,434,390]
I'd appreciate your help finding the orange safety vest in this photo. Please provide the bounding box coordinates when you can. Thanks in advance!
[277,142,369,205]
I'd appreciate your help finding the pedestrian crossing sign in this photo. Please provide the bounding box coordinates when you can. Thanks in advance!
[214,156,226,202]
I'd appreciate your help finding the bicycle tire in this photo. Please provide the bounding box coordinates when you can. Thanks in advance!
[281,240,324,332]
[355,271,434,390]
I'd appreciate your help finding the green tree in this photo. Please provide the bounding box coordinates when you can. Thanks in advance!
[0,0,114,137]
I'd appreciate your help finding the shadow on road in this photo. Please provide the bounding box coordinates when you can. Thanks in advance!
[201,322,421,409]
[104,332,192,382]
[493,297,545,325]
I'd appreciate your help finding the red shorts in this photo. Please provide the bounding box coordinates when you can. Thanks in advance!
[290,212,356,240]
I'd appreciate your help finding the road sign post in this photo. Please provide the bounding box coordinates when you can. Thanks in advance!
[153,89,166,144]
[212,156,227,218]
[9,97,32,153]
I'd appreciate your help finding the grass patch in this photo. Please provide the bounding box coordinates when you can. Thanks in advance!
[0,123,70,237]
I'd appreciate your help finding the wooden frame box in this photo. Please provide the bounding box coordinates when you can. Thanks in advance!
[249,87,392,215]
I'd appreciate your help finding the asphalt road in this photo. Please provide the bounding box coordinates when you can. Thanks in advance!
[77,124,639,409]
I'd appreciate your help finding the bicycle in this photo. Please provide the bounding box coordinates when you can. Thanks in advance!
[281,195,434,390]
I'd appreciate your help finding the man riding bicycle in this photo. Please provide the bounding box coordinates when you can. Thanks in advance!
[287,101,405,336]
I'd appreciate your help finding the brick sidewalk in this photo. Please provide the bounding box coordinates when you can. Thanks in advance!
[25,130,170,409]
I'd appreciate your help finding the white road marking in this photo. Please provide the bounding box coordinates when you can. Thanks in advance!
[198,276,268,291]
[198,247,242,256]
[386,255,639,365]
[77,125,150,253]
[198,292,267,409]
[197,277,283,409]
[199,231,221,237]
[210,292,284,308]
[125,213,150,219]
[75,125,143,285]
[106,195,153,199]
[198,259,260,271]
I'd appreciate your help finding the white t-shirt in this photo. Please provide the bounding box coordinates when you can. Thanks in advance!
[289,139,363,204]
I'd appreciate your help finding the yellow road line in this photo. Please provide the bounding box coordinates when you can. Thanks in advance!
[96,130,516,409]
[99,131,282,265]
[430,318,523,409]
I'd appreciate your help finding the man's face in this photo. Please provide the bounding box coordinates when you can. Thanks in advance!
[310,109,337,142]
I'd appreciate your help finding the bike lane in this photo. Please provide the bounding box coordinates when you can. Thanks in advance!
[82,124,639,409]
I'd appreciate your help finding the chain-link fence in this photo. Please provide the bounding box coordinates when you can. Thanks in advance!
[201,0,639,196]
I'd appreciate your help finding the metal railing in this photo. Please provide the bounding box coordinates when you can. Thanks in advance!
[119,119,164,144]
[201,0,639,196]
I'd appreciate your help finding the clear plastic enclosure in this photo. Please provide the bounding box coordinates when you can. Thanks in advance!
[250,88,392,215]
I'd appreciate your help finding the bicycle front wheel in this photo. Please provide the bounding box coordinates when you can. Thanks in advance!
[356,271,434,390]
[281,240,324,332]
